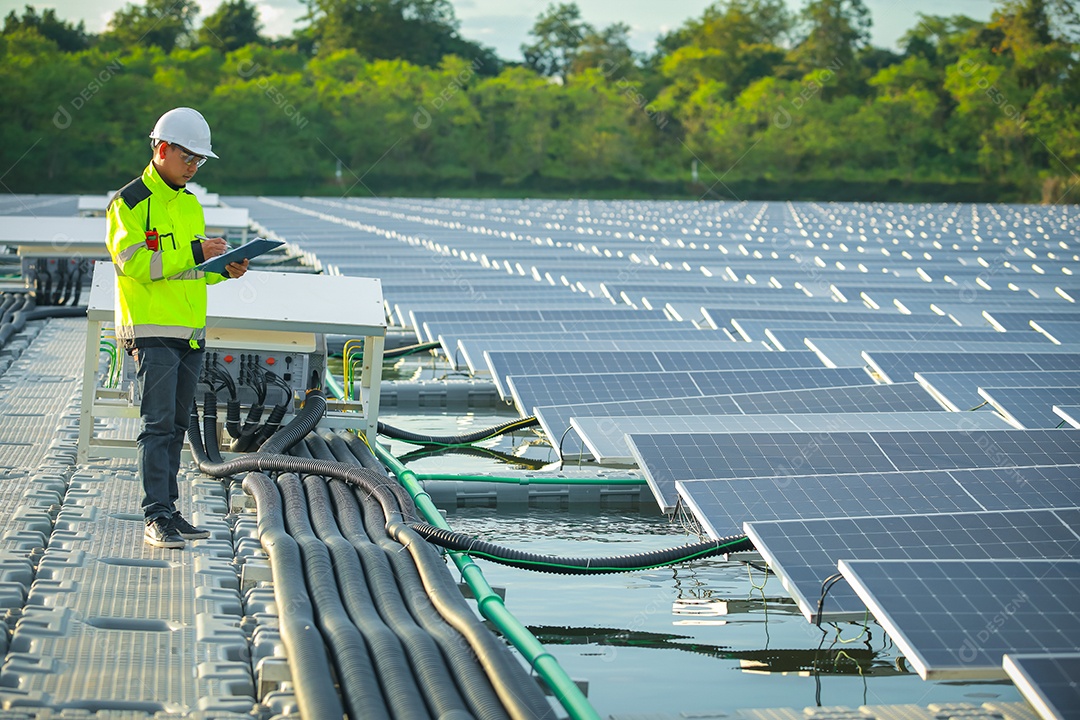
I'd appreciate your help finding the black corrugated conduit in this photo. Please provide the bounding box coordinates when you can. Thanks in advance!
[201,392,225,465]
[259,389,326,455]
[316,428,415,521]
[300,473,434,720]
[241,471,345,720]
[332,449,551,720]
[408,523,755,575]
[317,458,474,719]
[377,416,539,446]
[275,471,390,720]
[188,410,556,719]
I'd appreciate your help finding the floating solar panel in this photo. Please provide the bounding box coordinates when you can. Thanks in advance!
[679,465,1080,538]
[865,352,1080,383]
[483,350,826,398]
[1055,406,1080,429]
[632,428,1080,510]
[1032,320,1080,346]
[1003,653,1080,720]
[454,335,751,373]
[426,318,684,345]
[730,319,950,345]
[985,310,1080,332]
[574,411,1011,463]
[745,508,1080,622]
[807,338,1064,368]
[839,559,1080,679]
[979,387,1080,429]
[507,366,873,416]
[765,327,1041,352]
[915,371,1080,412]
[533,383,943,458]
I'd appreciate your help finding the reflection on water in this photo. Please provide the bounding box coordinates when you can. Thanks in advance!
[528,624,906,677]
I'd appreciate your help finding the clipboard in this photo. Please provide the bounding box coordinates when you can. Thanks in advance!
[195,236,284,275]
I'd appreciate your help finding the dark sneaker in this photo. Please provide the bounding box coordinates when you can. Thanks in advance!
[170,512,210,540]
[145,517,185,549]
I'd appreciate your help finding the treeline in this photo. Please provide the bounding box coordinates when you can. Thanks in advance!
[1,0,1077,201]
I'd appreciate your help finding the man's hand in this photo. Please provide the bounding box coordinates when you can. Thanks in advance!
[225,259,249,278]
[200,236,228,259]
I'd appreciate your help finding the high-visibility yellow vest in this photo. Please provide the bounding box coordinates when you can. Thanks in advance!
[106,163,226,349]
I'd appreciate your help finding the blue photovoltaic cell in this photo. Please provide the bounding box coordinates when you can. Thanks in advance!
[1032,320,1080,345]
[984,310,1080,331]
[915,371,1080,411]
[574,411,1010,462]
[806,338,1064,368]
[865,352,1080,383]
[507,366,873,416]
[679,465,1080,537]
[840,559,1080,679]
[979,386,1080,429]
[483,350,825,399]
[744,508,1080,622]
[733,317,954,342]
[631,428,1080,510]
[1004,653,1080,720]
[533,382,942,458]
[765,327,1042,351]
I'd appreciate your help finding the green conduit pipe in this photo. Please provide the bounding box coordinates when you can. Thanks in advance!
[417,473,646,485]
[373,441,601,720]
[325,374,346,402]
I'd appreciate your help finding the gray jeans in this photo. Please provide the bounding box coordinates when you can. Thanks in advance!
[134,345,203,522]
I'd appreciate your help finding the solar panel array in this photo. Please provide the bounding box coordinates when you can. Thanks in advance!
[232,195,1080,697]
[1003,653,1080,720]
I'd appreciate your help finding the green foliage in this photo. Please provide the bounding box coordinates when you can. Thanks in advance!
[100,0,199,53]
[198,0,264,52]
[2,5,90,51]
[0,0,1076,201]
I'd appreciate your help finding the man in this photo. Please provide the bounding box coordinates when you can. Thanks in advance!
[106,107,248,549]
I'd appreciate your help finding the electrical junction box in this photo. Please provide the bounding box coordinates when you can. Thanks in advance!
[82,263,386,462]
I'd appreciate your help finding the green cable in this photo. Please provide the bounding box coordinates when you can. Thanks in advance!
[373,441,600,720]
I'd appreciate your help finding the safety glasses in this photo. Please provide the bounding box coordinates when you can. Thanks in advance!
[171,144,207,168]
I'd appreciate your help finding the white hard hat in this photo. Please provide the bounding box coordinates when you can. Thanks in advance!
[149,107,218,159]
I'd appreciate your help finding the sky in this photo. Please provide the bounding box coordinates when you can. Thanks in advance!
[1,0,998,57]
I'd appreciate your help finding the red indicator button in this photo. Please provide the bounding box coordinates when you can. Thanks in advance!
[266,357,276,365]
[224,355,234,363]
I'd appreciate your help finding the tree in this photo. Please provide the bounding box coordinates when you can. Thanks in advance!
[2,5,90,51]
[570,22,639,80]
[101,0,199,53]
[198,0,264,52]
[787,0,871,94]
[522,2,593,82]
[304,0,498,71]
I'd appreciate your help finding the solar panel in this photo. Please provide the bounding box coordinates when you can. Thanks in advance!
[1032,320,1080,345]
[979,387,1080,429]
[426,318,685,345]
[679,465,1080,537]
[732,318,957,343]
[574,411,1011,463]
[807,338,1064,368]
[631,428,1080,510]
[507,367,873,416]
[533,383,942,458]
[984,310,1080,332]
[840,559,1080,679]
[453,336,748,373]
[865,352,1080,383]
[1003,653,1080,720]
[745,508,1080,622]
[1055,406,1080,429]
[483,350,826,398]
[915,371,1080,412]
[765,327,1041,352]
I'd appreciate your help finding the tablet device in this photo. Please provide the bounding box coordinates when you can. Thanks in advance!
[196,237,284,275]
